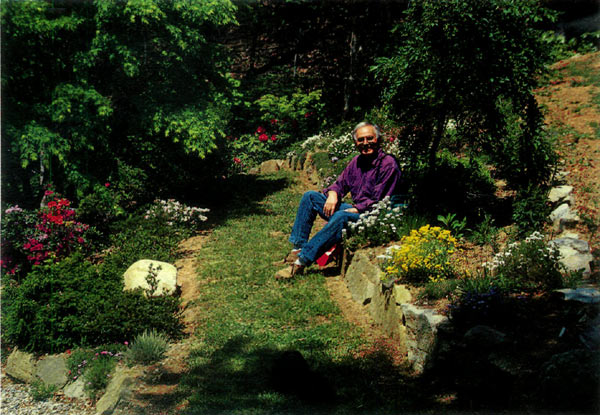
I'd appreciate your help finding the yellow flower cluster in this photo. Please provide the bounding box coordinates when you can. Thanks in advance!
[384,225,458,284]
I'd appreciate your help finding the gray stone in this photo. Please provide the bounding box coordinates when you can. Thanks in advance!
[123,260,178,296]
[63,376,87,399]
[464,325,507,349]
[289,155,298,171]
[555,287,600,304]
[369,286,406,340]
[401,304,448,373]
[35,355,68,388]
[259,159,280,174]
[548,185,573,204]
[393,284,412,304]
[549,237,593,276]
[549,203,580,232]
[95,366,138,415]
[5,349,36,383]
[343,249,382,305]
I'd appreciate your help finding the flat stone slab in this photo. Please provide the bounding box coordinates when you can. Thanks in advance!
[36,355,68,388]
[555,288,600,304]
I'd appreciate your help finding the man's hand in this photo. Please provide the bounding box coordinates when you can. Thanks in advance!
[323,191,338,217]
[345,207,359,214]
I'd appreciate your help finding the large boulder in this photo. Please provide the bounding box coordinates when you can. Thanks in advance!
[123,260,178,296]
[35,354,68,388]
[5,349,36,383]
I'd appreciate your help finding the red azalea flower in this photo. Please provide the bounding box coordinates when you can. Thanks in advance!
[270,119,278,125]
[47,201,58,208]
[105,182,110,187]
[44,190,54,196]
[256,126,266,134]
[270,135,277,142]
[258,133,269,142]
[233,157,242,164]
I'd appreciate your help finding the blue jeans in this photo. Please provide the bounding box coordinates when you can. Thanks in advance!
[289,191,360,265]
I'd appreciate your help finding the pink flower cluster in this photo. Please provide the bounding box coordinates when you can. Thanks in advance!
[22,190,90,265]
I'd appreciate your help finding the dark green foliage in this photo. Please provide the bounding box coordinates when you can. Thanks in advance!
[1,0,237,205]
[373,0,557,190]
[2,254,183,353]
[512,185,552,236]
[406,151,496,221]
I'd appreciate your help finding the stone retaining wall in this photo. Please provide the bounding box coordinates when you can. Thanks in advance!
[342,248,450,373]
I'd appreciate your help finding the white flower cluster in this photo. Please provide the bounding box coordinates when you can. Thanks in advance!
[327,132,355,159]
[301,133,330,150]
[482,231,554,271]
[144,199,209,227]
[345,196,405,239]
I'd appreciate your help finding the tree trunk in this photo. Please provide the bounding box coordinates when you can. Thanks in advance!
[428,114,446,170]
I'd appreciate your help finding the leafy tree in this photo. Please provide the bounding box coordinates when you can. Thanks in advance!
[373,0,558,189]
[2,0,237,205]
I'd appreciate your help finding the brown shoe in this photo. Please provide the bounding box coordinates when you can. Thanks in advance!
[275,263,305,280]
[272,249,301,266]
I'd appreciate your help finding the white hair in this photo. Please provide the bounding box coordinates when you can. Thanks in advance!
[352,122,382,141]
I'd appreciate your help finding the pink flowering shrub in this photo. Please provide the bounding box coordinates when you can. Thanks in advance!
[1,190,96,276]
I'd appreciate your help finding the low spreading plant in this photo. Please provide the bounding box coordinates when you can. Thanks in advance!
[343,196,406,250]
[481,231,564,293]
[383,225,459,285]
[144,199,209,229]
[125,329,169,365]
[67,344,125,398]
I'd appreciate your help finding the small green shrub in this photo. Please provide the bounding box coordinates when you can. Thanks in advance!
[126,329,169,365]
[437,213,467,239]
[419,278,460,301]
[512,188,551,237]
[468,213,499,249]
[30,380,57,401]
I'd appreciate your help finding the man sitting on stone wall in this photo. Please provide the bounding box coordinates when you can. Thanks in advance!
[275,121,402,280]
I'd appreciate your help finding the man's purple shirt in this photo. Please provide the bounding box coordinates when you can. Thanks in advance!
[323,148,401,213]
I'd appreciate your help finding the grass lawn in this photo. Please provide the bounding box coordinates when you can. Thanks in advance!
[178,171,438,414]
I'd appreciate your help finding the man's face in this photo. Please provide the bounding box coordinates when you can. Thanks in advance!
[354,125,379,156]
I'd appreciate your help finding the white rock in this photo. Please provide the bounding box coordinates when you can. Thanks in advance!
[548,185,573,204]
[549,237,594,276]
[123,260,178,296]
[549,203,580,232]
